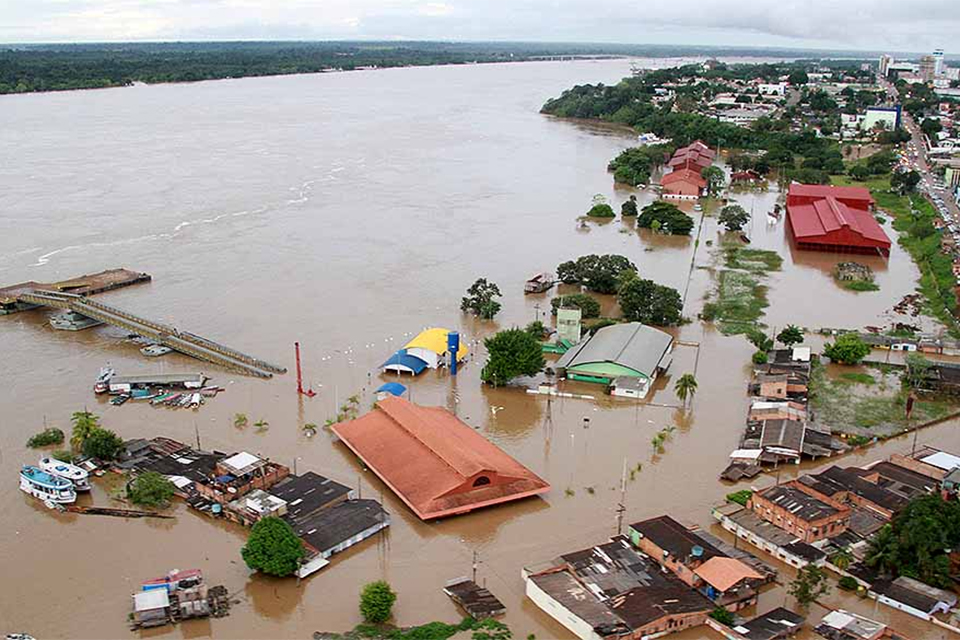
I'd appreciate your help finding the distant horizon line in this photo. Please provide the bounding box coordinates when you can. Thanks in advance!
[0,38,948,60]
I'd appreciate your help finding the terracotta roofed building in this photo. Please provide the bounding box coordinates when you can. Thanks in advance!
[331,396,550,520]
[786,184,891,256]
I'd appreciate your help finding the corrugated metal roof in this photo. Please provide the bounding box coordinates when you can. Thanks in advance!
[556,323,672,379]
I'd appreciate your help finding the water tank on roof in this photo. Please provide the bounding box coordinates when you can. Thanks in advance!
[692,545,704,558]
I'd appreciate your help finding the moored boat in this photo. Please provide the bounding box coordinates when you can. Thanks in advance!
[19,465,76,503]
[39,457,91,491]
[94,366,116,394]
[524,272,555,294]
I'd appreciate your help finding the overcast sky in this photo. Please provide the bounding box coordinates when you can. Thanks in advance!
[0,0,954,52]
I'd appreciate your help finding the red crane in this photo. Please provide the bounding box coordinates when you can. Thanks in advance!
[295,342,317,397]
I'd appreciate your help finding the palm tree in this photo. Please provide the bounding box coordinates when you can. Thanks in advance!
[674,374,698,407]
[865,524,899,577]
[233,413,249,429]
[70,410,100,451]
[830,550,853,572]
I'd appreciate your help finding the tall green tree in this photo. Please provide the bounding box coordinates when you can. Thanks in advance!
[360,580,397,624]
[556,254,637,294]
[241,517,305,577]
[70,410,100,451]
[823,333,871,365]
[621,195,639,217]
[701,166,726,196]
[788,565,830,608]
[82,427,124,460]
[718,204,749,231]
[674,373,698,407]
[481,328,546,387]
[461,278,502,320]
[776,325,804,347]
[128,471,176,508]
[617,274,683,326]
[637,201,694,235]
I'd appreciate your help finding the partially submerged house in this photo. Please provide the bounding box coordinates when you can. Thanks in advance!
[786,184,891,256]
[524,536,714,640]
[814,609,913,640]
[555,322,673,397]
[332,396,549,520]
[382,327,468,375]
[748,481,851,543]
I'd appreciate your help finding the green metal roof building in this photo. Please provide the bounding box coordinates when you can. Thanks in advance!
[555,322,674,386]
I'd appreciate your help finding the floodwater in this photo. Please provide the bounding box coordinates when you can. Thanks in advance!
[0,58,957,639]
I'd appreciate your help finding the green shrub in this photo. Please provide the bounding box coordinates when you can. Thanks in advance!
[709,606,735,626]
[551,294,601,318]
[128,471,176,508]
[586,203,615,218]
[726,490,752,506]
[752,350,769,364]
[81,427,124,460]
[241,516,305,577]
[27,427,64,448]
[839,576,859,591]
[360,580,397,624]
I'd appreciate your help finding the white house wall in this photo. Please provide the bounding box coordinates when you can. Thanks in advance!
[524,576,605,640]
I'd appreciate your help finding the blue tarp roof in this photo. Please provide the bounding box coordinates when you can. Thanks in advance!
[381,350,428,375]
[376,382,408,397]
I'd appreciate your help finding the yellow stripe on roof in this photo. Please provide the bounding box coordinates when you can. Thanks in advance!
[404,327,468,359]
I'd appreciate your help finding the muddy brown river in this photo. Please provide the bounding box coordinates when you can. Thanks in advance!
[1,58,958,639]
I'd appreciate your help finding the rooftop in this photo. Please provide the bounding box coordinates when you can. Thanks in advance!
[268,472,352,521]
[332,396,549,520]
[556,322,673,380]
[629,514,723,563]
[760,484,841,522]
[694,556,763,592]
[221,451,265,476]
[286,499,389,555]
[532,536,712,636]
[733,607,805,640]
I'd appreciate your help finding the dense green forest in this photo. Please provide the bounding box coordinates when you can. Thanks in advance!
[0,41,876,95]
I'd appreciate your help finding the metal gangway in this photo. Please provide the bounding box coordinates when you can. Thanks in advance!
[19,290,286,378]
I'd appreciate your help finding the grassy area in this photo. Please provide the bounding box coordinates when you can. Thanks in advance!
[842,280,880,292]
[839,372,876,385]
[831,175,960,337]
[703,243,781,335]
[726,490,752,506]
[317,619,511,640]
[809,362,954,435]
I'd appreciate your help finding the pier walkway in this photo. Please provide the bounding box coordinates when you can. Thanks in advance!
[18,290,285,378]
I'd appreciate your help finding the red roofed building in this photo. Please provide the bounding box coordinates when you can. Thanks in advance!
[786,184,891,256]
[662,168,707,198]
[331,396,550,520]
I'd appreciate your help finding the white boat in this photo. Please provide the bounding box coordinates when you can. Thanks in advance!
[39,457,91,491]
[19,465,76,504]
[140,344,172,357]
[94,366,115,394]
[188,393,202,409]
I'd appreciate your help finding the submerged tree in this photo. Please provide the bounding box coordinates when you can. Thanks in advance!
[777,325,804,347]
[637,201,694,235]
[481,328,546,387]
[617,272,683,326]
[82,427,124,460]
[621,195,639,217]
[789,565,830,608]
[241,516,305,577]
[823,333,871,365]
[360,580,397,624]
[556,254,637,294]
[128,471,176,508]
[461,278,503,320]
[701,166,726,197]
[718,204,750,231]
[70,410,101,451]
[586,193,616,218]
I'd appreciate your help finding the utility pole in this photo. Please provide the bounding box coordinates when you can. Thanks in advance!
[194,421,201,450]
[472,550,479,583]
[616,457,627,536]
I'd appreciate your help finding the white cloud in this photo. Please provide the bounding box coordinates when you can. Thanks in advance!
[0,0,954,52]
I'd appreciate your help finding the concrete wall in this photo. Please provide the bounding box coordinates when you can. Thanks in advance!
[524,577,605,640]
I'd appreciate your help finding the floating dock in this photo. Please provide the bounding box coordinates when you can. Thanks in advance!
[0,268,151,314]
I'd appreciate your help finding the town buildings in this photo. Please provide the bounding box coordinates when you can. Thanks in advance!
[332,396,550,519]
[662,141,715,199]
[748,481,851,543]
[524,536,714,640]
[786,184,891,256]
[814,609,913,640]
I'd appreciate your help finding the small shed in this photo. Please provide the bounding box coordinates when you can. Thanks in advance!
[132,589,171,628]
[443,577,506,619]
[610,376,650,399]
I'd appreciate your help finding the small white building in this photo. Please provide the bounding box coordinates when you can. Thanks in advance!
[758,82,787,96]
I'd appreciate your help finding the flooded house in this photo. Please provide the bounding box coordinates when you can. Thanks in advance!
[381,327,468,375]
[748,481,851,544]
[814,609,914,640]
[193,451,289,505]
[785,184,891,256]
[628,515,767,611]
[555,322,673,398]
[523,536,713,640]
[332,395,549,520]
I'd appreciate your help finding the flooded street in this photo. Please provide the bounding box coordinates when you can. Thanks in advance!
[0,58,957,639]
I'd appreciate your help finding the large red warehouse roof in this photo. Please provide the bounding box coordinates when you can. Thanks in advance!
[662,168,707,188]
[786,184,890,254]
[332,396,550,520]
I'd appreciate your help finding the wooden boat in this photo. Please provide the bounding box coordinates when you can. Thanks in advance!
[19,465,76,503]
[524,272,555,294]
